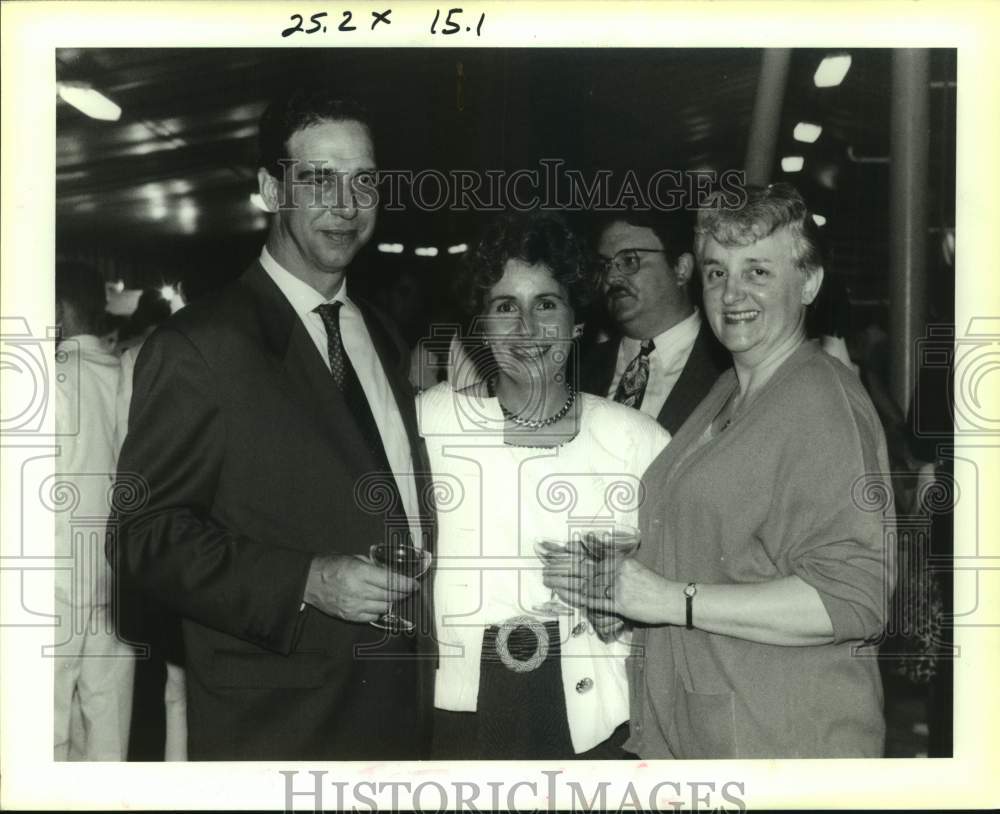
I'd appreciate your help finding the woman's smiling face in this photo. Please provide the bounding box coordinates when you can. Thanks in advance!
[483,259,575,383]
[700,225,822,370]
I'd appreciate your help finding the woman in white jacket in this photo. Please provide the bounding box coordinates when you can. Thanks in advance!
[418,211,668,759]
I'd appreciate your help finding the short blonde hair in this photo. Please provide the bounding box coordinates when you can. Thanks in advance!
[694,182,825,272]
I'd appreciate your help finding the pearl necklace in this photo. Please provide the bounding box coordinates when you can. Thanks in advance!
[489,378,577,429]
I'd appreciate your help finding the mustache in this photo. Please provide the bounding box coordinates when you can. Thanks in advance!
[605,283,635,298]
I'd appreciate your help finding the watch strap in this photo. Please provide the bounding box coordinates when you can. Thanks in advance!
[684,582,697,630]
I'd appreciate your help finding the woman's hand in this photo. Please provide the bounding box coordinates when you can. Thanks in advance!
[589,610,627,644]
[544,553,836,645]
[542,551,680,626]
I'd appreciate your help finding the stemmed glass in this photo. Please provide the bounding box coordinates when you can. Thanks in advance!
[369,542,432,633]
[532,538,576,616]
[577,524,641,563]
[577,524,641,641]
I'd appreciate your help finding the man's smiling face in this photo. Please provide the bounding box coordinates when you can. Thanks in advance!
[261,118,377,290]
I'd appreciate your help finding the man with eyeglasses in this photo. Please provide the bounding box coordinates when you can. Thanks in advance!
[580,211,729,435]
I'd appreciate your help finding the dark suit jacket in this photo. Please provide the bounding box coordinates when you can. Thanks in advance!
[579,320,731,436]
[110,262,436,761]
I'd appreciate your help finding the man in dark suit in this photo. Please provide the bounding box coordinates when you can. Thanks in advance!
[580,211,729,435]
[111,90,435,760]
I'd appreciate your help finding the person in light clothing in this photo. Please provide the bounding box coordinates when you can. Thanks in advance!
[421,211,669,759]
[53,260,134,760]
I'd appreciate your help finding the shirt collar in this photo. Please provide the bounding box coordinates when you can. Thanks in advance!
[259,246,351,318]
[623,308,701,357]
[57,334,110,354]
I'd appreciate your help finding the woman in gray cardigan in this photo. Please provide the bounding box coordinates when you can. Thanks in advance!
[546,183,895,758]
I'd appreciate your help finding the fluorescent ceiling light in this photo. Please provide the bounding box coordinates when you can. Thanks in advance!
[812,213,827,227]
[447,243,468,255]
[414,247,439,257]
[377,243,404,254]
[813,55,852,88]
[177,200,199,234]
[793,122,823,143]
[781,156,805,173]
[57,82,122,121]
[160,285,177,301]
[249,193,269,212]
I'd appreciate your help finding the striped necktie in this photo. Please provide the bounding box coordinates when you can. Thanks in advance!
[613,339,655,409]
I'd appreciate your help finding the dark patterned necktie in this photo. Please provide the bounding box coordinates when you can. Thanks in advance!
[314,302,394,471]
[315,301,351,390]
[613,339,655,409]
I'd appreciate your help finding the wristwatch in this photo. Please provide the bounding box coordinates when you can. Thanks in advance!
[683,582,698,630]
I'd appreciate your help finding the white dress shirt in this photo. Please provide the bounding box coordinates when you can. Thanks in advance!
[607,308,702,419]
[260,248,421,546]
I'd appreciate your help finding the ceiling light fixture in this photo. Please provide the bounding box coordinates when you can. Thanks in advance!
[812,214,827,227]
[793,122,823,143]
[377,243,405,254]
[57,82,122,121]
[447,243,468,255]
[813,55,852,88]
[414,247,439,257]
[781,156,805,173]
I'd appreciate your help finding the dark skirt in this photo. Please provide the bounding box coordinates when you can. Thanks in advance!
[431,620,633,760]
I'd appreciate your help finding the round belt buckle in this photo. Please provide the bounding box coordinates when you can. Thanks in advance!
[495,616,549,673]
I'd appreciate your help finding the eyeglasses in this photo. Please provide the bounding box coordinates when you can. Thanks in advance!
[598,248,667,277]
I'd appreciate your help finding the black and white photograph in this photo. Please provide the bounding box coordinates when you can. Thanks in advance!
[1,1,998,811]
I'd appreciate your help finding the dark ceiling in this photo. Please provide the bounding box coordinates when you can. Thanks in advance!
[56,47,956,310]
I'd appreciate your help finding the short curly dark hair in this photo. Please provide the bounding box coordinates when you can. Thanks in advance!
[258,89,373,178]
[458,211,595,320]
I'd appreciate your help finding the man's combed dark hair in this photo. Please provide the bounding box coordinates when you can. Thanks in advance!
[55,261,106,334]
[258,89,373,177]
[458,211,595,320]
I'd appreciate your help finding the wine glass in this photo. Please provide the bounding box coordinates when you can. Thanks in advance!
[576,524,641,563]
[576,524,640,642]
[369,542,432,633]
[532,538,576,616]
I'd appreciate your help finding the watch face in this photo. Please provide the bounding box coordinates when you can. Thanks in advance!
[684,583,696,598]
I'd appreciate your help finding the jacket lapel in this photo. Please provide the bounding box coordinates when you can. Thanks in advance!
[579,337,620,398]
[240,262,379,474]
[357,298,439,680]
[657,322,730,435]
[242,261,435,541]
[357,299,437,551]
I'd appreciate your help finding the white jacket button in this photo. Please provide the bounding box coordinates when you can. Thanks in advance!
[575,677,594,693]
